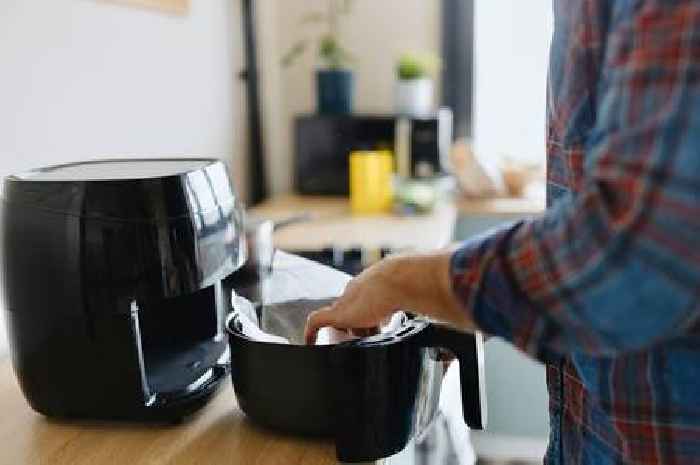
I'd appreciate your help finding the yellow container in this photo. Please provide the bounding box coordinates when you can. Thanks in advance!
[349,150,394,215]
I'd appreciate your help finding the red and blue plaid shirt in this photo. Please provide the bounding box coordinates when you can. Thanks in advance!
[452,1,700,463]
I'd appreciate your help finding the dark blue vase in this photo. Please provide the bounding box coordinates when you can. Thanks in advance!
[316,69,354,115]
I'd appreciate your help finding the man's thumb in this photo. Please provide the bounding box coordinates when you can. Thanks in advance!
[304,306,337,345]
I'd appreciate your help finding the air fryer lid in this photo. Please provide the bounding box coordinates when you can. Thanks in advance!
[10,159,212,181]
[3,158,238,221]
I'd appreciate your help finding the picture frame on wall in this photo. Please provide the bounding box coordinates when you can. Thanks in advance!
[102,0,189,15]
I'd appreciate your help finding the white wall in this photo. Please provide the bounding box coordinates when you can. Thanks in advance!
[257,0,441,195]
[0,0,243,354]
[473,0,554,163]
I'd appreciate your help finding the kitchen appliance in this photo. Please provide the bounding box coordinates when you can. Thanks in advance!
[295,109,453,195]
[226,297,486,463]
[2,158,246,421]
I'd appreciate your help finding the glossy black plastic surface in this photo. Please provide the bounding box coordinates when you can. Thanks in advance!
[2,158,245,421]
[225,254,486,463]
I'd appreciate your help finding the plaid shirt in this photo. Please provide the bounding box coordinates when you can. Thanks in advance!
[451,1,700,464]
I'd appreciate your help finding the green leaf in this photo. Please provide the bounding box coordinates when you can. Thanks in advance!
[396,52,441,80]
[288,1,355,69]
[318,35,354,69]
[281,39,308,67]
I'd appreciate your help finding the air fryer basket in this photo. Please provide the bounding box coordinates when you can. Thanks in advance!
[226,297,486,463]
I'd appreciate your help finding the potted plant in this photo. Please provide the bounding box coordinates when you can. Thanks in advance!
[395,52,440,116]
[282,0,355,115]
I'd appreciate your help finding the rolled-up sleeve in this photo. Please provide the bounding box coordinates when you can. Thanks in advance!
[451,2,700,362]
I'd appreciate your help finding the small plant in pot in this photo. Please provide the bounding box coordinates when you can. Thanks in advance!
[282,0,355,115]
[395,52,441,116]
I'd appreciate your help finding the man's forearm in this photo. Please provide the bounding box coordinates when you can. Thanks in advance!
[304,248,479,344]
[381,251,474,331]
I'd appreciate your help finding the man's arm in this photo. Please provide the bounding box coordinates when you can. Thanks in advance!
[304,251,473,345]
[452,1,700,360]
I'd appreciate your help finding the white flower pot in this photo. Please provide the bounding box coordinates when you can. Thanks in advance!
[395,78,434,116]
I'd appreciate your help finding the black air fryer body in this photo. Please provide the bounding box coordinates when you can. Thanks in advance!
[2,159,246,421]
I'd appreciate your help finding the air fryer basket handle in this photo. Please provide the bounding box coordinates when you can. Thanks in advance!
[418,324,487,429]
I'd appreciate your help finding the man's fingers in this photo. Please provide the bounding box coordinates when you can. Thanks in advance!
[350,327,379,338]
[304,306,338,345]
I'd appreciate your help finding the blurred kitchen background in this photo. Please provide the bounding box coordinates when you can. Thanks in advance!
[0,0,553,463]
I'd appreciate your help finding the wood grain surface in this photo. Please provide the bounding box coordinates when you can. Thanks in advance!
[0,369,336,465]
[249,195,458,252]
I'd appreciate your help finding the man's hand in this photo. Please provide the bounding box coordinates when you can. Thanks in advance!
[304,250,475,344]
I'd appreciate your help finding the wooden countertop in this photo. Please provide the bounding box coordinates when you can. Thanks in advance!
[0,356,335,464]
[250,195,457,252]
[0,253,408,465]
[250,194,544,252]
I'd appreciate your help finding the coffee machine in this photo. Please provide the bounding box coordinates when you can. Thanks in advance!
[2,158,246,421]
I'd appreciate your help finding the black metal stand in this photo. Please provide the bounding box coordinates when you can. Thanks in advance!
[442,0,474,140]
[241,0,267,204]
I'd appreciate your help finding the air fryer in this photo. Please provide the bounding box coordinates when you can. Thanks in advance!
[2,158,246,421]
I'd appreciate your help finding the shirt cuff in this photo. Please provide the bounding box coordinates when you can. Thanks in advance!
[450,224,515,340]
[449,222,561,363]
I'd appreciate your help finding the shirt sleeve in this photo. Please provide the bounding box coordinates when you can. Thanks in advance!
[451,2,700,361]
